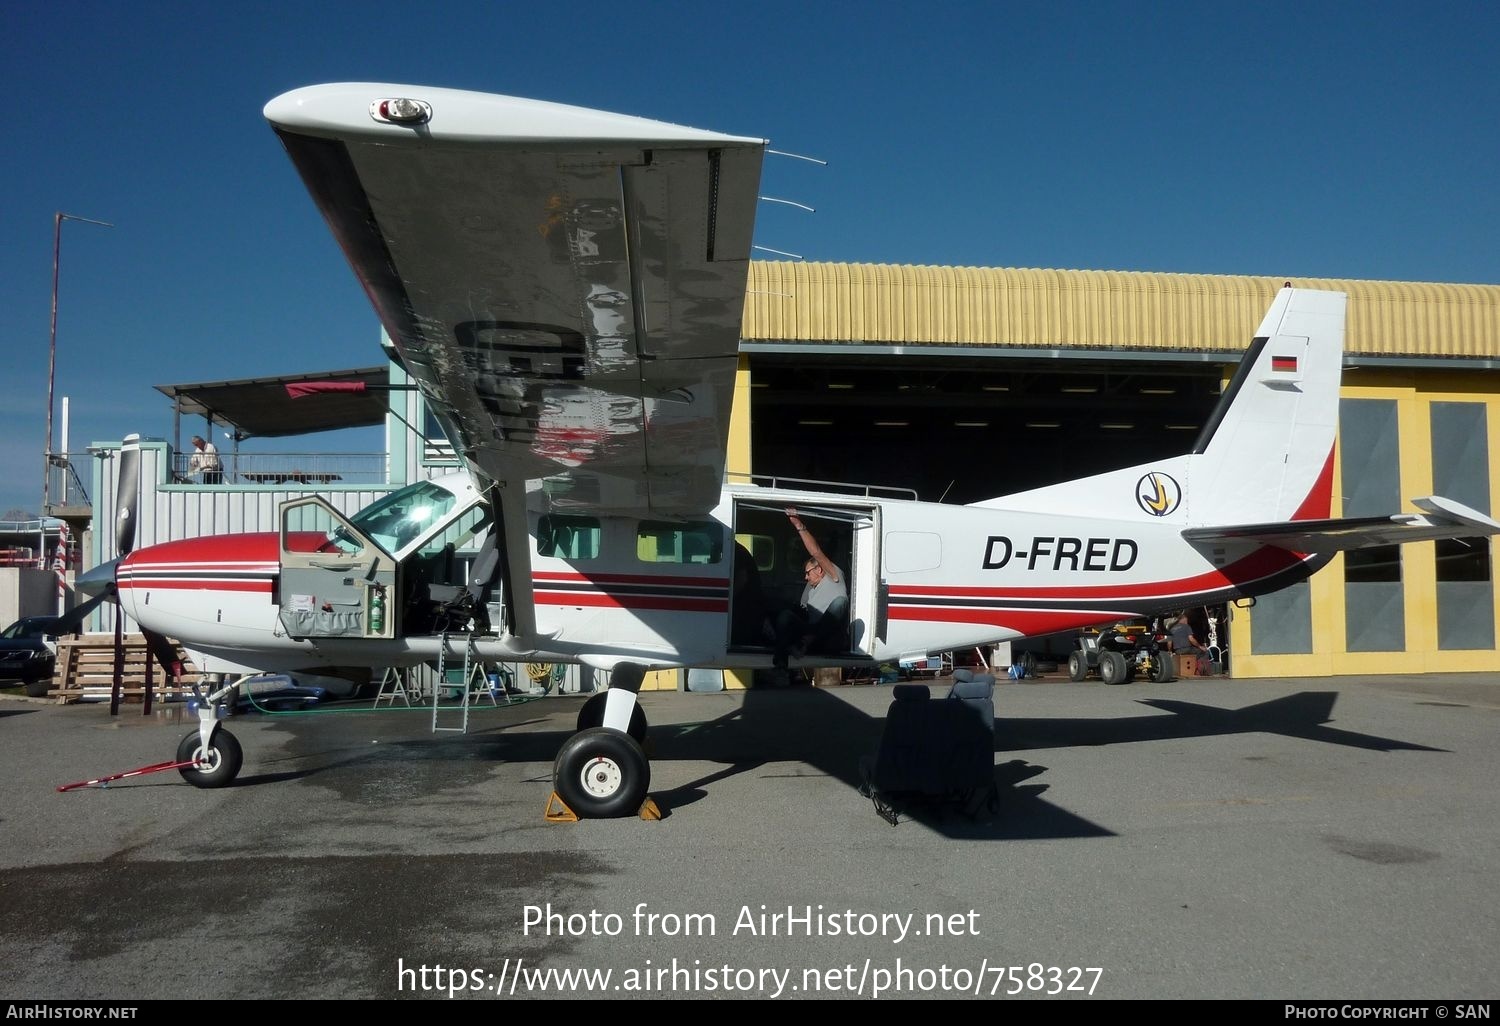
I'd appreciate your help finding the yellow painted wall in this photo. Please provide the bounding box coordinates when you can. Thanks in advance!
[1233,369,1500,676]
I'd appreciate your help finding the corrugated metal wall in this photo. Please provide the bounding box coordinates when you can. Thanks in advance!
[744,262,1500,357]
[91,443,391,558]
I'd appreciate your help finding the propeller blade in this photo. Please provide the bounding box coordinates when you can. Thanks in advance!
[52,590,112,634]
[115,434,141,558]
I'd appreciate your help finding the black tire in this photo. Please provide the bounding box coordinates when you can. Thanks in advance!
[575,691,648,743]
[1150,653,1176,683]
[24,678,51,698]
[553,727,650,819]
[176,727,243,789]
[1067,651,1088,682]
[1098,650,1129,686]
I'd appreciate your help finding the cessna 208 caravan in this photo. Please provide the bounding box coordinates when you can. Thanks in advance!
[86,83,1500,817]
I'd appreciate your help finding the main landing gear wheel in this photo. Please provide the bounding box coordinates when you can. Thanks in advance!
[575,691,648,743]
[553,727,650,819]
[175,727,243,789]
[1098,650,1130,686]
[1067,651,1088,682]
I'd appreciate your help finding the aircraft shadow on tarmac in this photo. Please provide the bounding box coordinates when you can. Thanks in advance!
[234,684,1443,840]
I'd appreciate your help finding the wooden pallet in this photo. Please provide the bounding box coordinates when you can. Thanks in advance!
[48,633,203,704]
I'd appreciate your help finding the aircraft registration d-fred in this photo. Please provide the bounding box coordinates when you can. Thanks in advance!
[76,83,1500,817]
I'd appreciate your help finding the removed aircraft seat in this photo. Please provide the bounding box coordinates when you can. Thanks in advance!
[859,674,998,825]
[430,534,501,633]
[947,668,995,735]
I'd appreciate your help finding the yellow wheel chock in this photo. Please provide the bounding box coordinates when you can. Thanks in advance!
[542,792,662,822]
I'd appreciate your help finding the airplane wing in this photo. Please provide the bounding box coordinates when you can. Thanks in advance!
[263,84,766,517]
[1182,496,1500,554]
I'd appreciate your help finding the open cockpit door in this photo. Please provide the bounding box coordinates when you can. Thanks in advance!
[277,497,398,639]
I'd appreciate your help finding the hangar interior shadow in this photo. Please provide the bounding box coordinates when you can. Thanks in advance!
[749,355,1226,504]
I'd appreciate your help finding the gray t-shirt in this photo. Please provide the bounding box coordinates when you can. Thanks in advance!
[1169,621,1197,651]
[802,567,847,616]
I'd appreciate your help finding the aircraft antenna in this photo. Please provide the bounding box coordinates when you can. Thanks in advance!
[768,148,829,166]
[753,245,803,260]
[759,196,815,213]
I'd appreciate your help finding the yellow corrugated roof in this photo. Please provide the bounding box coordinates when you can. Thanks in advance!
[743,263,1500,358]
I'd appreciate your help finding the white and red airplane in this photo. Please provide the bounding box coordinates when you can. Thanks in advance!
[83,83,1500,817]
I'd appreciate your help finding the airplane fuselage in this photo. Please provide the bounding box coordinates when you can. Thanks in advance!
[116,480,1318,678]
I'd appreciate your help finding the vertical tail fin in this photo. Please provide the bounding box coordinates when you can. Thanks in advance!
[1185,287,1345,526]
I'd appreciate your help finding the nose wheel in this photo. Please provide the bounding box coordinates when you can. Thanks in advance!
[551,727,650,818]
[175,726,243,788]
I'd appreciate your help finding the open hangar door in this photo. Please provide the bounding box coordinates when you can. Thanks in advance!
[748,353,1228,505]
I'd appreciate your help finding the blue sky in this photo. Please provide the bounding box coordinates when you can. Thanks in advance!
[2,0,1497,516]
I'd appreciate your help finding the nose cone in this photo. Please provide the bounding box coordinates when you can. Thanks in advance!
[76,558,120,599]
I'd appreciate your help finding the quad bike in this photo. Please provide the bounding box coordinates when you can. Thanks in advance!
[1067,624,1176,685]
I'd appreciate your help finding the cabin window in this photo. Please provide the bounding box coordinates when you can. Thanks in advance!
[735,533,775,572]
[637,521,723,564]
[537,515,601,560]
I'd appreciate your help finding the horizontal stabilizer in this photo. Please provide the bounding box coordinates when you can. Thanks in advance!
[1182,496,1500,554]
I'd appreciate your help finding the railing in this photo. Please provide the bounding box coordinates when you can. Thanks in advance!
[170,452,390,486]
[0,546,40,568]
[44,456,92,512]
[724,471,919,501]
[0,519,76,570]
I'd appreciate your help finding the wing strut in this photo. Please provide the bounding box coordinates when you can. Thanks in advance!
[489,478,537,642]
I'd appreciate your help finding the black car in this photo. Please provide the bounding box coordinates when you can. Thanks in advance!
[0,615,63,695]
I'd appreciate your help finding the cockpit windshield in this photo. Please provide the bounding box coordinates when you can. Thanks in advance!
[344,481,459,556]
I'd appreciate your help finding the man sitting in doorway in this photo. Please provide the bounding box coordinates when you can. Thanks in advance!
[772,508,848,673]
[1168,612,1210,673]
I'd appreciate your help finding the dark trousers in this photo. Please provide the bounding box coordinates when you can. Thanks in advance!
[772,605,846,668]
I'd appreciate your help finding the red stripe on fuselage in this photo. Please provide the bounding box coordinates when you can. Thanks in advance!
[117,579,272,593]
[888,606,1132,636]
[533,570,728,589]
[534,591,728,612]
[889,545,1301,601]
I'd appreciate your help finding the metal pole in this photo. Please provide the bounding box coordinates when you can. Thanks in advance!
[42,212,112,567]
